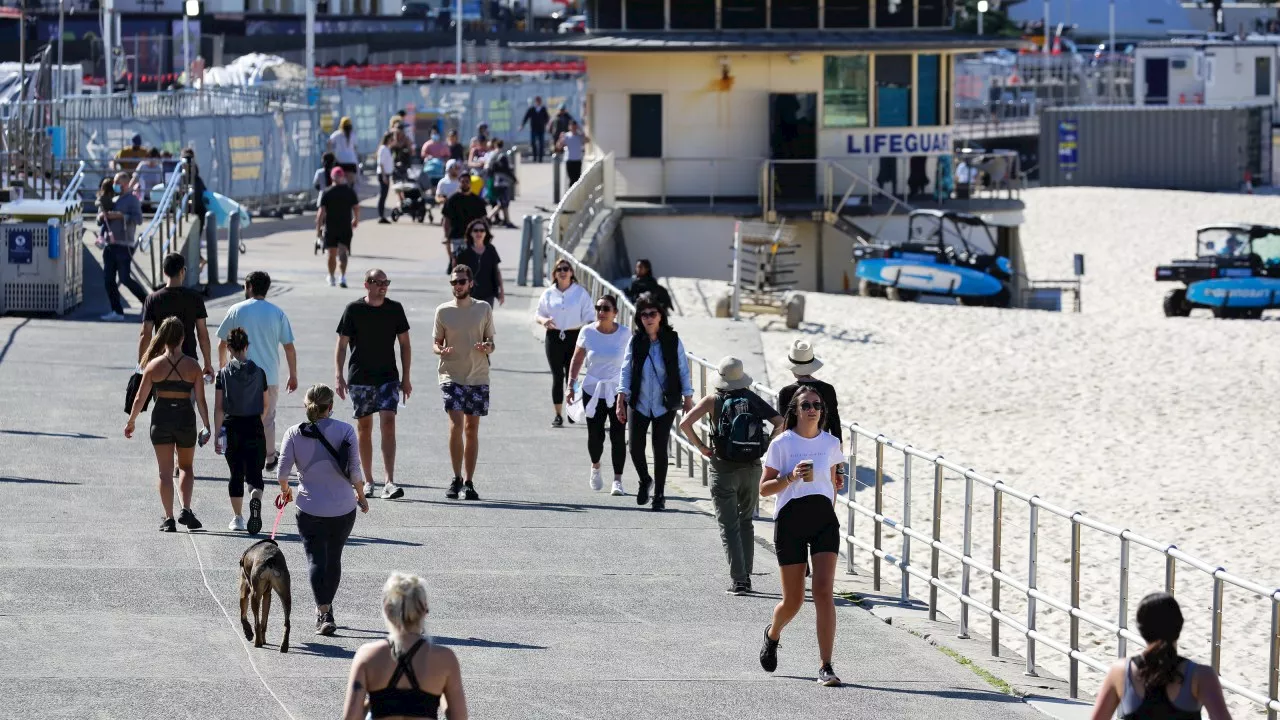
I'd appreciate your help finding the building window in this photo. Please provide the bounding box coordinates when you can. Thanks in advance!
[671,0,715,28]
[1257,56,1272,97]
[875,54,912,127]
[917,0,948,26]
[592,0,623,30]
[630,94,663,159]
[722,0,766,29]
[825,0,870,28]
[917,54,940,125]
[626,0,664,30]
[772,0,818,29]
[875,0,914,28]
[823,56,870,128]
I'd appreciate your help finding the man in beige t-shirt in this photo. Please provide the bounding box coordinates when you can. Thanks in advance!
[433,264,496,500]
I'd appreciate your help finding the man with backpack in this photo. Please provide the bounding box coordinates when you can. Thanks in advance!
[679,356,784,595]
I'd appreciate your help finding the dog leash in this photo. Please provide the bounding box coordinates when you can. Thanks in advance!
[270,494,290,540]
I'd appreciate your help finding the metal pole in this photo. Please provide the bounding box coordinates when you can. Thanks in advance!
[1043,0,1050,58]
[455,0,463,83]
[226,213,240,285]
[1211,576,1224,672]
[959,473,973,639]
[991,489,1002,655]
[182,14,190,87]
[873,439,884,591]
[1070,518,1081,698]
[1108,0,1117,104]
[305,0,316,87]
[204,211,218,286]
[1269,597,1280,720]
[1118,537,1130,658]
[901,453,911,602]
[103,0,113,94]
[1026,502,1039,676]
[731,222,742,320]
[978,8,983,36]
[928,462,943,621]
[57,0,66,100]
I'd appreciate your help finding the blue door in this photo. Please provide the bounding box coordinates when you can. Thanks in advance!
[1144,57,1169,105]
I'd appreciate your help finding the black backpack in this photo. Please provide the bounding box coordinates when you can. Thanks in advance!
[714,391,769,463]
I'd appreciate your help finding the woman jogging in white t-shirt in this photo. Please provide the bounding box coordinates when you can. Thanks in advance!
[566,294,630,496]
[757,387,845,687]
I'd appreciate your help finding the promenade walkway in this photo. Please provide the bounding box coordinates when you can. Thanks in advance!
[0,164,1046,719]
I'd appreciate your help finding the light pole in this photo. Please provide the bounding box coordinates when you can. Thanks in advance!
[455,0,463,83]
[57,0,65,99]
[1043,0,1050,56]
[305,0,316,87]
[103,0,113,93]
[183,0,199,88]
[1108,0,1116,102]
[977,0,988,35]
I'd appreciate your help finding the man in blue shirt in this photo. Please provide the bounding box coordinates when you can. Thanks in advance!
[216,271,299,470]
[100,171,148,321]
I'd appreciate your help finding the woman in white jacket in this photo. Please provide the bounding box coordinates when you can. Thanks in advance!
[566,293,630,495]
[534,259,595,427]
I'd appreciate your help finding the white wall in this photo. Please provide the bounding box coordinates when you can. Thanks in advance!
[1204,45,1274,106]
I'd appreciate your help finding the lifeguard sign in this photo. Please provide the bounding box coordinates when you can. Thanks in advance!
[845,129,953,156]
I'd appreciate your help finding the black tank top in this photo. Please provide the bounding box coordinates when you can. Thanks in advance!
[367,638,441,719]
[154,356,194,394]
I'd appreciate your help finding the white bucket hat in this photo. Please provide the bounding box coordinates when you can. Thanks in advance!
[787,339,824,376]
[714,356,754,392]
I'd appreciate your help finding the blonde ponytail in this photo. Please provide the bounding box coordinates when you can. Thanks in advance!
[382,572,429,632]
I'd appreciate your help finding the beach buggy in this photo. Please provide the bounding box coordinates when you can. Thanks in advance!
[853,209,1014,307]
[1156,223,1280,319]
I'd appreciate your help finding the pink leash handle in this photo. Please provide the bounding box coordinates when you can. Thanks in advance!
[270,493,290,540]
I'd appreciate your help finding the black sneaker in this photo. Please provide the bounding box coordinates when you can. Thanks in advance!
[177,508,202,531]
[726,582,748,596]
[445,477,464,499]
[552,414,563,428]
[566,414,575,424]
[636,478,651,506]
[265,453,279,473]
[651,495,666,512]
[316,610,336,636]
[818,663,842,687]
[463,481,480,501]
[744,578,753,593]
[759,625,780,672]
[159,517,177,532]
[247,497,262,536]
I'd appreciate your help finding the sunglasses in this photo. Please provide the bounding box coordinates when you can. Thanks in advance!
[368,279,390,287]
[450,278,470,286]
[595,304,614,312]
[555,267,572,273]
[799,401,824,412]
[639,310,661,320]
[469,227,487,234]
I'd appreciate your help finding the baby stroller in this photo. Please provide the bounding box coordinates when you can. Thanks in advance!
[391,157,445,224]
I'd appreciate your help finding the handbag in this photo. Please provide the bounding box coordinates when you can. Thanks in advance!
[125,372,152,413]
[300,422,351,480]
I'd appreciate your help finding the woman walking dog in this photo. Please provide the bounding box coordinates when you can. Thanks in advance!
[756,387,845,686]
[535,259,595,427]
[566,293,630,495]
[126,317,211,532]
[214,328,270,534]
[277,384,369,636]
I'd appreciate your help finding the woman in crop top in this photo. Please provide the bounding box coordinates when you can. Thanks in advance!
[756,387,845,687]
[1090,592,1232,720]
[342,572,467,720]
[126,316,211,533]
[214,327,269,535]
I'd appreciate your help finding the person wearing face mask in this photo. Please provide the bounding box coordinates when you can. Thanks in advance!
[98,172,148,321]
[215,271,299,475]
[421,128,451,162]
[433,264,495,502]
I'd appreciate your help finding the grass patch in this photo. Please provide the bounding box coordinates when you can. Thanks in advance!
[835,591,865,606]
[934,643,1016,695]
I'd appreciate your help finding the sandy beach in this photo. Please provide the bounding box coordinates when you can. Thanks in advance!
[665,187,1280,713]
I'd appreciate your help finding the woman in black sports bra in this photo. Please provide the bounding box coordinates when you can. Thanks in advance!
[342,573,467,720]
[127,316,211,533]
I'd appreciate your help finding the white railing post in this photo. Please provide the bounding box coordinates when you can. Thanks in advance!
[959,471,973,639]
[1270,596,1280,720]
[929,461,943,621]
[873,439,884,591]
[1118,536,1130,659]
[991,487,1003,655]
[846,431,858,575]
[1070,516,1082,698]
[901,452,912,602]
[1026,501,1039,676]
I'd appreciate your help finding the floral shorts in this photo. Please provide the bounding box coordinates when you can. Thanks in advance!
[441,382,490,417]
[350,381,401,419]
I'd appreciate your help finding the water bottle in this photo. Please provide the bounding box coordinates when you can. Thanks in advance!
[216,427,227,455]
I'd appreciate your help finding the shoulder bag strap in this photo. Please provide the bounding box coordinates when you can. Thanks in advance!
[305,422,351,480]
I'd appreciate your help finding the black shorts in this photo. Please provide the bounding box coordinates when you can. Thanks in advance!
[150,397,197,448]
[323,231,352,250]
[773,494,841,566]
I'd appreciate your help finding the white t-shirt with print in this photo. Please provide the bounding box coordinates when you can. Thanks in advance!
[576,322,631,393]
[763,430,843,515]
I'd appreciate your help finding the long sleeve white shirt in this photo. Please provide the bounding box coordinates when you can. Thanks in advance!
[536,282,595,332]
[377,145,395,176]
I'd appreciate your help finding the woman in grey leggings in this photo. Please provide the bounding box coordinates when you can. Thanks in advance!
[277,384,369,636]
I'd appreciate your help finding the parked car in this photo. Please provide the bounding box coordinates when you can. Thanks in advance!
[1156,224,1280,319]
[557,14,586,33]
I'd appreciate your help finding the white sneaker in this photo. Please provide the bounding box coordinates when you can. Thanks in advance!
[382,481,404,499]
[228,515,247,531]
[589,467,603,491]
[99,311,124,321]
[339,274,348,288]
[611,478,626,496]
[326,274,336,287]
[363,481,375,497]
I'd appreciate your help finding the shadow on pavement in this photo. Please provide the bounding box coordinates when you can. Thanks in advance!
[0,475,82,485]
[0,428,106,440]
[401,498,702,515]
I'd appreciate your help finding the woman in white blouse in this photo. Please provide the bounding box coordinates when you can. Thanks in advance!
[566,293,630,496]
[376,132,395,224]
[328,116,360,190]
[534,259,595,427]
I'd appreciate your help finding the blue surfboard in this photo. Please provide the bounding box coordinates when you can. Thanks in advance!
[1186,277,1280,309]
[855,258,1005,297]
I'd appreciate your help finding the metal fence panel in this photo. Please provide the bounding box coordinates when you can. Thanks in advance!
[1039,106,1262,191]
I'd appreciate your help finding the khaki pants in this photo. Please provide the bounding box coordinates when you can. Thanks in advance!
[264,385,280,457]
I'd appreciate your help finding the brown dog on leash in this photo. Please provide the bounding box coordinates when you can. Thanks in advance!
[239,539,292,653]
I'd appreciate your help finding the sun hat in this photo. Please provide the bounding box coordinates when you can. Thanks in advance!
[714,356,754,392]
[787,339,824,376]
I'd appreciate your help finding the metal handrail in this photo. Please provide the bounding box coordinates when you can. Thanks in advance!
[137,158,188,253]
[541,209,1280,714]
[58,161,87,203]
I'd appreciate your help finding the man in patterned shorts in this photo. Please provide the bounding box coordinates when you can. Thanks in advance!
[433,264,495,500]
[335,268,413,499]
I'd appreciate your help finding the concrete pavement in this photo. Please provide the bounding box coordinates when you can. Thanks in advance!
[0,162,1047,719]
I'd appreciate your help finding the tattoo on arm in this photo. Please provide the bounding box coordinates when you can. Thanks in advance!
[352,680,363,691]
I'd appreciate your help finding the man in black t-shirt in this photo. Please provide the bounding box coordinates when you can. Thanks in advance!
[440,174,488,273]
[317,167,360,289]
[335,268,413,500]
[139,252,212,378]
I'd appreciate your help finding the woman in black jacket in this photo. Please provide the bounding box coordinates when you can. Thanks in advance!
[614,293,693,511]
[624,259,673,313]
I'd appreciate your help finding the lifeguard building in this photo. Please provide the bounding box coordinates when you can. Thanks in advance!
[515,1,1028,296]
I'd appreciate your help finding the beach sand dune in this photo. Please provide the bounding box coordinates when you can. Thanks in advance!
[665,187,1280,713]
